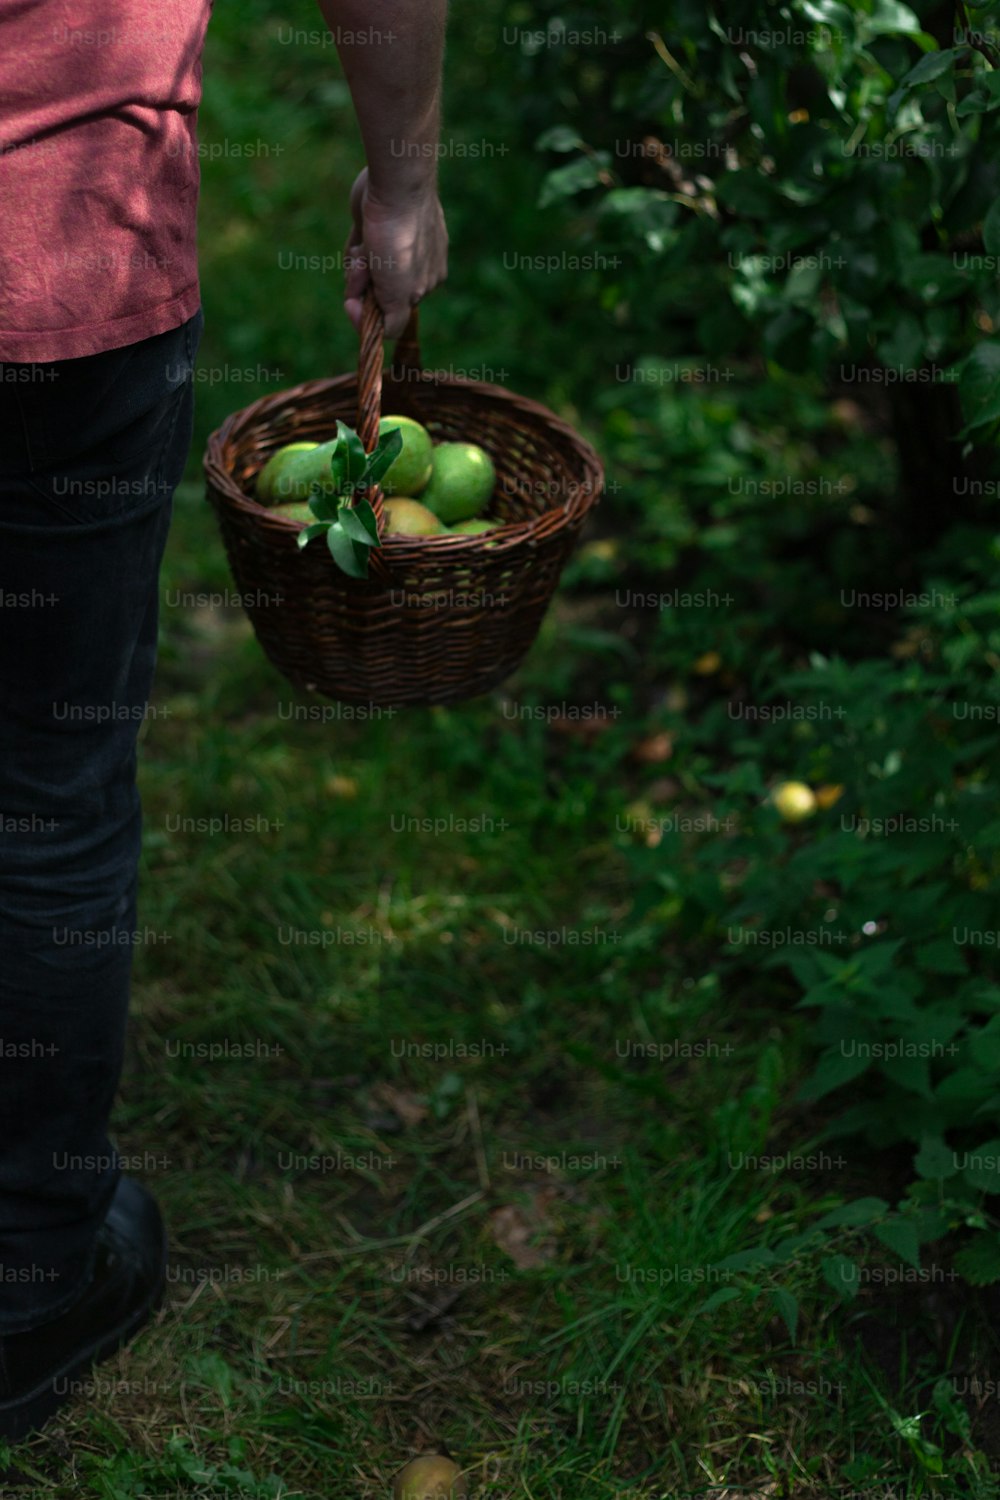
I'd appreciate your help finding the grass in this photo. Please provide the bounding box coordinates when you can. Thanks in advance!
[5,481,999,1498]
[5,0,1000,1494]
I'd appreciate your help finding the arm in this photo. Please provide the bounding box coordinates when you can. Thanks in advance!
[319,0,450,338]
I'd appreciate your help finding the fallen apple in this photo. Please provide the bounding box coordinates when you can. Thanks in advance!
[771,781,817,823]
[391,1455,468,1500]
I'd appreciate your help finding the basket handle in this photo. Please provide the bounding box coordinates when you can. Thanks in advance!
[356,287,423,531]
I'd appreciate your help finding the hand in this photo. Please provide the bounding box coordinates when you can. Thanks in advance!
[343,168,449,340]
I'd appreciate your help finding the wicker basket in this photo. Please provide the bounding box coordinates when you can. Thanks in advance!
[203,289,604,706]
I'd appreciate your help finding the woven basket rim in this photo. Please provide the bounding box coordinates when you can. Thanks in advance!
[204,369,604,552]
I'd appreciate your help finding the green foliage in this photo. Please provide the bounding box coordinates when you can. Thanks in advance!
[503,0,1000,1292]
[608,359,1000,1286]
[527,0,1000,439]
[295,421,401,577]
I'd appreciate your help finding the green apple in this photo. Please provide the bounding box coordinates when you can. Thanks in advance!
[420,442,496,524]
[449,517,500,535]
[771,781,817,823]
[382,498,448,537]
[274,501,314,524]
[392,1456,468,1500]
[378,415,435,497]
[255,442,319,503]
[257,439,351,503]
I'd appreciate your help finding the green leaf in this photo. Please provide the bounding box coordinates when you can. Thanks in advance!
[797,1045,871,1102]
[864,0,922,35]
[361,427,404,490]
[697,1286,742,1315]
[882,1053,934,1102]
[307,491,344,522]
[957,341,1000,434]
[890,1408,944,1474]
[296,523,330,549]
[955,75,1000,118]
[337,499,380,547]
[770,1286,798,1342]
[798,0,854,37]
[952,1232,1000,1285]
[956,86,992,119]
[535,124,585,153]
[352,497,381,543]
[187,1351,236,1404]
[815,1196,889,1231]
[874,1217,921,1268]
[597,188,678,253]
[877,312,923,373]
[899,48,960,90]
[770,1231,820,1262]
[327,434,349,493]
[712,1248,777,1273]
[898,253,967,305]
[335,420,368,489]
[784,258,823,306]
[960,1138,1000,1193]
[914,1135,958,1180]
[538,153,611,210]
[973,1019,1000,1072]
[913,940,967,977]
[822,1253,860,1299]
[325,521,371,579]
[937,1066,999,1107]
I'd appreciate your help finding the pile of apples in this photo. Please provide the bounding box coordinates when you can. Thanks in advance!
[256,416,500,538]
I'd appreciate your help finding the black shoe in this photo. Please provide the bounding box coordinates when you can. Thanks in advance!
[0,1177,167,1443]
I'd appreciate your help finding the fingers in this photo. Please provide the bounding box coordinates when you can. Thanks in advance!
[348,168,368,241]
[343,170,371,331]
[374,268,447,340]
[343,261,369,333]
[342,176,449,338]
[343,237,370,334]
[343,295,366,334]
[376,291,416,342]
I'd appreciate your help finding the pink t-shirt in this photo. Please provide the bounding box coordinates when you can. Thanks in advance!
[0,0,212,362]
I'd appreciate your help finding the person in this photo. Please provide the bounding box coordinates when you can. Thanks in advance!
[0,0,448,1442]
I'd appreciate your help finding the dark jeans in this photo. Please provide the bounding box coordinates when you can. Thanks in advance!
[0,308,201,1334]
